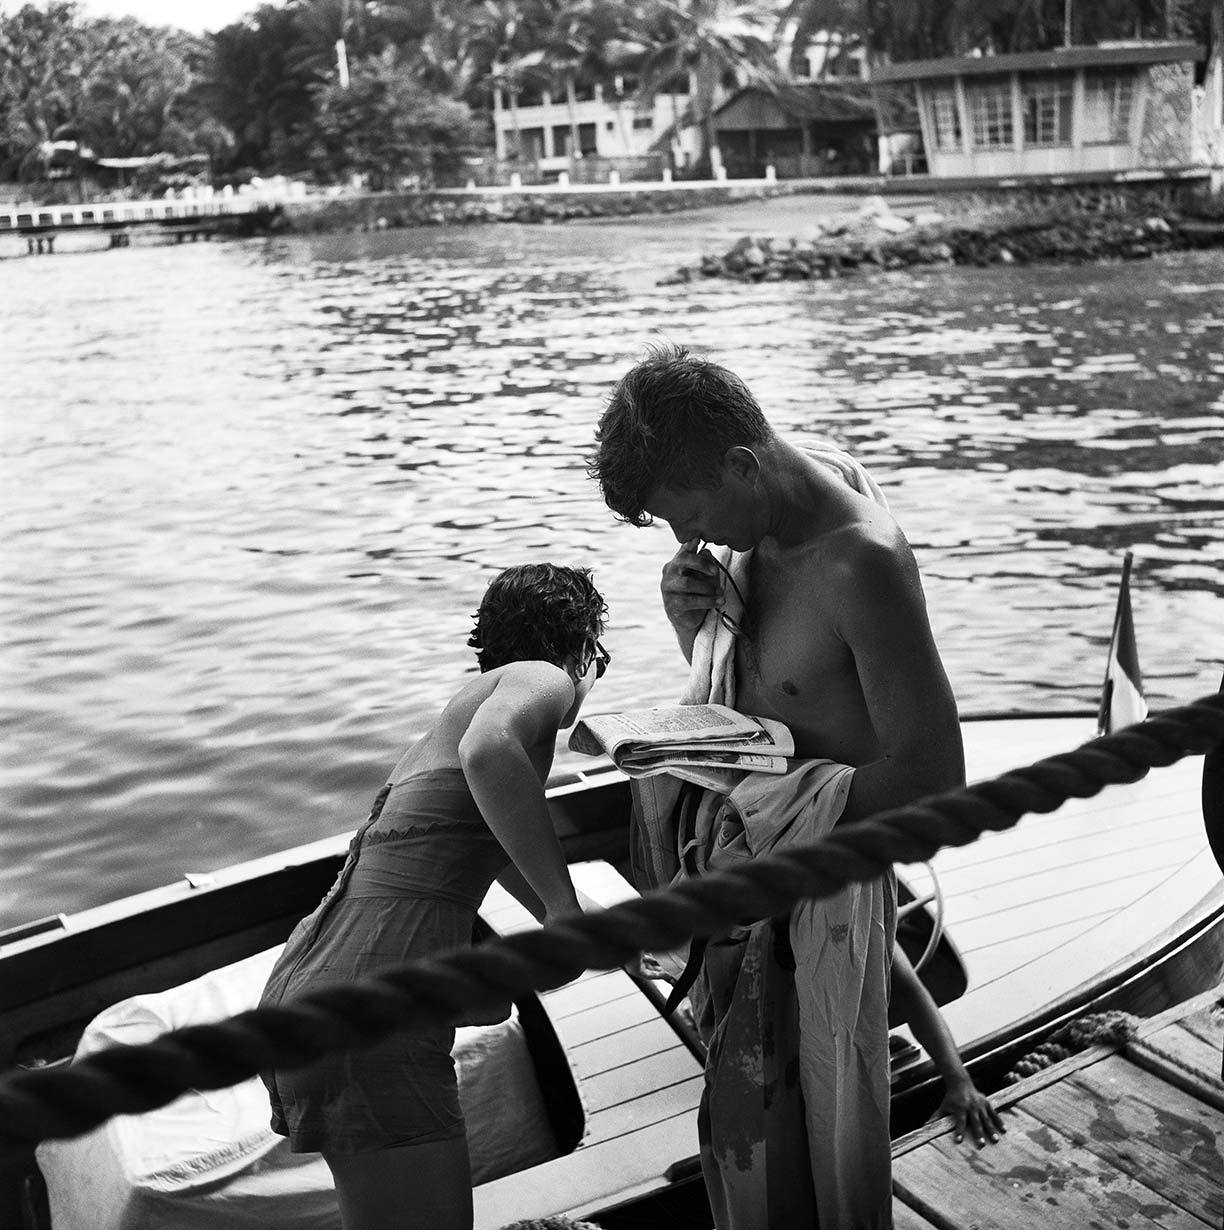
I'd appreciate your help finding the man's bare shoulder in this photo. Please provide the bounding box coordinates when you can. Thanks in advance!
[807,510,923,614]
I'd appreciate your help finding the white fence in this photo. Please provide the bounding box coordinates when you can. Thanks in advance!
[0,195,280,232]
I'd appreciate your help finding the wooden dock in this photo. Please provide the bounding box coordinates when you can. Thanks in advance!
[0,195,281,254]
[891,981,1224,1229]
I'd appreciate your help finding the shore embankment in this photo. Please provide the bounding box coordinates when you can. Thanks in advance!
[275,177,795,231]
[669,180,1224,282]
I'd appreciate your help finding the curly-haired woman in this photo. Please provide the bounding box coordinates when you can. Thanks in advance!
[258,564,610,1230]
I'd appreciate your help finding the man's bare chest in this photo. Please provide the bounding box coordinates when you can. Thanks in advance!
[734,564,851,705]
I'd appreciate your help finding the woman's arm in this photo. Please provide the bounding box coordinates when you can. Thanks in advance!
[892,944,1005,1146]
[459,665,582,923]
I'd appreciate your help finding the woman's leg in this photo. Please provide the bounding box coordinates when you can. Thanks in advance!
[325,1136,473,1230]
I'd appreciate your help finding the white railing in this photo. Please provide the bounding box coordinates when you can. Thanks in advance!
[0,194,280,231]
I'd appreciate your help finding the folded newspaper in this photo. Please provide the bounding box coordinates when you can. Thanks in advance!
[568,703,794,779]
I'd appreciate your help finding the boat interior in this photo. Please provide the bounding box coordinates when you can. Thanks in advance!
[2,707,1221,1229]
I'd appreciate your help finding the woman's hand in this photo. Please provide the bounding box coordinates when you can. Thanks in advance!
[939,1077,1005,1147]
[549,890,642,978]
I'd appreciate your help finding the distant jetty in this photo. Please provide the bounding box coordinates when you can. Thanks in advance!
[668,183,1224,283]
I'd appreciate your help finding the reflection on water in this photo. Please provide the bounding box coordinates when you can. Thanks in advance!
[1,219,1221,926]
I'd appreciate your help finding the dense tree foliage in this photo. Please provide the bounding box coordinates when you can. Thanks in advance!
[784,0,1215,61]
[308,48,481,186]
[0,0,1218,185]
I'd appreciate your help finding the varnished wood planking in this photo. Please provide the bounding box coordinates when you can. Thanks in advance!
[904,799,1199,887]
[1177,1003,1224,1050]
[1019,1057,1224,1225]
[473,1109,701,1229]
[960,718,1095,786]
[1134,1020,1224,1084]
[936,849,1222,1046]
[542,970,641,1020]
[899,767,1199,896]
[943,848,1204,959]
[941,839,1202,928]
[891,1199,944,1230]
[1129,1018,1224,1113]
[552,989,667,1049]
[892,988,1224,1230]
[893,1104,1208,1229]
[569,1016,689,1078]
[471,864,707,1229]
[582,1045,703,1113]
[583,1075,705,1146]
[949,913,1113,969]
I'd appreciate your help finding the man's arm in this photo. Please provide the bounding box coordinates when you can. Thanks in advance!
[892,945,1004,1146]
[836,533,964,823]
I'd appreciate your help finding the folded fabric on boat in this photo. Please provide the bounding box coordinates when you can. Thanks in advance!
[36,946,561,1230]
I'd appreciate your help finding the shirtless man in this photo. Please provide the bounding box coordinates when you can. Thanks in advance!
[589,344,971,1228]
[593,347,962,818]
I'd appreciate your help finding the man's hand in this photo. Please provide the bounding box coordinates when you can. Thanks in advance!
[939,1077,1005,1147]
[661,539,724,649]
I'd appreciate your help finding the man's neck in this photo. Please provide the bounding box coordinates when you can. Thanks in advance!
[759,439,847,549]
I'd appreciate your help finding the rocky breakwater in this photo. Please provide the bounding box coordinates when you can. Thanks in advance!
[670,192,1224,284]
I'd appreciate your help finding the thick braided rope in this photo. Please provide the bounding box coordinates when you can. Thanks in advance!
[2,693,1220,1149]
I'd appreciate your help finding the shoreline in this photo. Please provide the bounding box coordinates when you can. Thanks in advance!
[663,184,1224,283]
[8,173,1223,267]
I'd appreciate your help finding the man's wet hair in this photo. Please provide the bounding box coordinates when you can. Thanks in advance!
[589,343,772,527]
[468,563,607,673]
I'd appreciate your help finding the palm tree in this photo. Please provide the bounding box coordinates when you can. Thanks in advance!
[412,6,491,103]
[0,2,94,178]
[534,0,642,159]
[632,0,782,176]
[459,0,554,158]
[75,19,198,157]
[288,0,432,84]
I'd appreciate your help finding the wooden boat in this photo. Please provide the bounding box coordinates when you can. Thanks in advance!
[1,710,1221,1230]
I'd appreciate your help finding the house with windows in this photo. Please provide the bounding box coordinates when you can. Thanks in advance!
[869,41,1205,180]
[709,81,879,178]
[707,28,881,179]
[491,79,697,180]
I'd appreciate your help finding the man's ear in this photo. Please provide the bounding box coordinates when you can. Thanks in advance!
[724,446,760,486]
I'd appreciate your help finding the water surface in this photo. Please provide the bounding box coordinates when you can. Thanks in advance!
[1,205,1221,927]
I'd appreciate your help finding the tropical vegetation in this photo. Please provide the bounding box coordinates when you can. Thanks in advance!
[0,0,1218,190]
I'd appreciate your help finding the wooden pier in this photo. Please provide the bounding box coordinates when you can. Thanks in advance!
[891,981,1224,1229]
[0,194,281,253]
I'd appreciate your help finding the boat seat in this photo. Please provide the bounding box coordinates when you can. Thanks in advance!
[35,946,571,1230]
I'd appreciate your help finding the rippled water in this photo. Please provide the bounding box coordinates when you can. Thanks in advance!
[2,206,1221,928]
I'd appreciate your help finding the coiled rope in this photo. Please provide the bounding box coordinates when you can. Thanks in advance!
[2,693,1221,1149]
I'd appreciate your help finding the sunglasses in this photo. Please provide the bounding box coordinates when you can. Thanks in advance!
[581,640,611,680]
[699,543,748,639]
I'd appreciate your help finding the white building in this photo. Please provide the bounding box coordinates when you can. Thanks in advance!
[871,41,1207,181]
[491,78,698,177]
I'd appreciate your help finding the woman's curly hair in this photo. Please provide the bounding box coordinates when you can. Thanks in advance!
[468,563,607,673]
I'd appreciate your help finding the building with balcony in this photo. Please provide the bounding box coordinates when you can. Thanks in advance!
[491,80,698,179]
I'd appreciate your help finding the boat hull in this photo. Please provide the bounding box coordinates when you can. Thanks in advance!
[2,714,1221,1229]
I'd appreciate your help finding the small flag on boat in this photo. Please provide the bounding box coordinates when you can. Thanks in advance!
[1097,550,1147,735]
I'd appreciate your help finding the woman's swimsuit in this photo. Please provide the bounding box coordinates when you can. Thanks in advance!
[258,767,509,1155]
